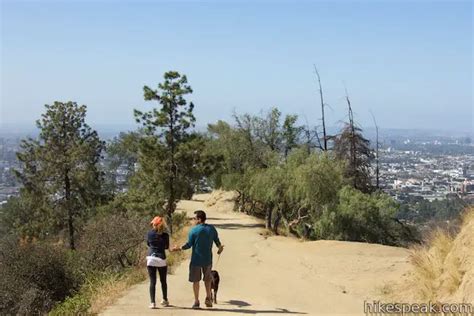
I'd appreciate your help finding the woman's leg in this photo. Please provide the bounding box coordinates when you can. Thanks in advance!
[147,266,157,303]
[158,266,168,301]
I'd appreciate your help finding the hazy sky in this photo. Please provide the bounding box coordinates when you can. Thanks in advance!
[1,0,472,133]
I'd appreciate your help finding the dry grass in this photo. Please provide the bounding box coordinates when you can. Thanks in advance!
[409,229,454,300]
[88,268,147,315]
[462,206,474,225]
[388,207,474,304]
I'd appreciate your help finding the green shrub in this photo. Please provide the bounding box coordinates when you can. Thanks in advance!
[172,211,188,232]
[0,236,80,315]
[77,214,147,272]
[313,186,411,245]
[49,292,90,316]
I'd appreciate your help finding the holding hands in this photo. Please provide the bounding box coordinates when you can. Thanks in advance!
[171,245,181,252]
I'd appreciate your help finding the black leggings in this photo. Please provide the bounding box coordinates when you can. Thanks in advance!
[147,266,168,302]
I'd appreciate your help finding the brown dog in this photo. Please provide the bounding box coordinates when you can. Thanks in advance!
[210,270,220,304]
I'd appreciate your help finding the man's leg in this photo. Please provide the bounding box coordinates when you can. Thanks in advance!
[193,281,200,303]
[203,266,213,307]
[189,265,201,307]
[204,278,212,300]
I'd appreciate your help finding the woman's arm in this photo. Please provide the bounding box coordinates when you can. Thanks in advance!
[164,233,170,250]
[172,228,194,251]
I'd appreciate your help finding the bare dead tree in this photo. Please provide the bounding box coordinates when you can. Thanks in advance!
[314,65,328,151]
[345,88,357,188]
[370,110,380,189]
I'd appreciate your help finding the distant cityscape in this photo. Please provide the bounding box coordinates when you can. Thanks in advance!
[1,129,474,209]
[379,147,474,202]
[0,136,20,204]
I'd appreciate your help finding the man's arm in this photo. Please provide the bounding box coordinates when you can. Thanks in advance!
[212,226,221,247]
[173,228,194,251]
[213,226,224,254]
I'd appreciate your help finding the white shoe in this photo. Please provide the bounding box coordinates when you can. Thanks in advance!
[161,299,169,307]
[149,302,156,309]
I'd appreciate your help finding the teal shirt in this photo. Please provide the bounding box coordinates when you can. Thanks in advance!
[182,224,221,267]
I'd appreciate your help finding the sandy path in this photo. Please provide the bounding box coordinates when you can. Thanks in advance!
[101,194,410,316]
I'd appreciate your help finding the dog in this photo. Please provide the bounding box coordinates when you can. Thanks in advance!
[210,270,220,304]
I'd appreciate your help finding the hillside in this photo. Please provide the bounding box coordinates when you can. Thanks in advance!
[392,208,474,305]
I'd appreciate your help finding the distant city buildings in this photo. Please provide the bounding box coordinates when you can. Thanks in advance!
[0,137,21,204]
[1,134,474,206]
[378,138,474,203]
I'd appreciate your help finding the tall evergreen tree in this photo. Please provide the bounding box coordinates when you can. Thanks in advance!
[134,71,196,234]
[14,102,104,249]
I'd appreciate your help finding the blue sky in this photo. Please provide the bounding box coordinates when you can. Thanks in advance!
[1,0,472,134]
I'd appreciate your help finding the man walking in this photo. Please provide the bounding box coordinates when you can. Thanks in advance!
[173,210,224,309]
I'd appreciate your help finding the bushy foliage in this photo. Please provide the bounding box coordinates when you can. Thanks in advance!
[172,211,189,233]
[288,151,343,211]
[77,214,148,272]
[207,108,417,245]
[397,194,467,224]
[0,195,52,240]
[0,236,80,315]
[313,186,412,245]
[0,211,167,315]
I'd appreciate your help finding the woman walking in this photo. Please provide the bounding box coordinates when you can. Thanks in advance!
[146,216,170,309]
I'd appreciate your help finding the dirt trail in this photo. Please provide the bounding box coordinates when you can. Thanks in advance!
[101,194,410,316]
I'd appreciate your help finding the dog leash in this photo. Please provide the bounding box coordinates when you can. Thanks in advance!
[215,253,222,268]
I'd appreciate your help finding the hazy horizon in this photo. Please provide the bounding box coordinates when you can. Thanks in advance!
[1,121,472,141]
[1,1,472,133]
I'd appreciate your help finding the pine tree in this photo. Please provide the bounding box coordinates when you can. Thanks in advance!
[15,101,104,249]
[134,71,196,234]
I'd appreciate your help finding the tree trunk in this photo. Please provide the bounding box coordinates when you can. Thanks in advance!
[314,65,327,151]
[122,253,132,266]
[265,205,273,230]
[250,201,256,215]
[117,255,126,268]
[303,224,311,239]
[168,107,176,235]
[234,191,242,212]
[167,179,175,235]
[167,156,175,235]
[370,111,380,190]
[345,92,357,189]
[65,171,75,250]
[239,193,246,213]
[273,211,282,235]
